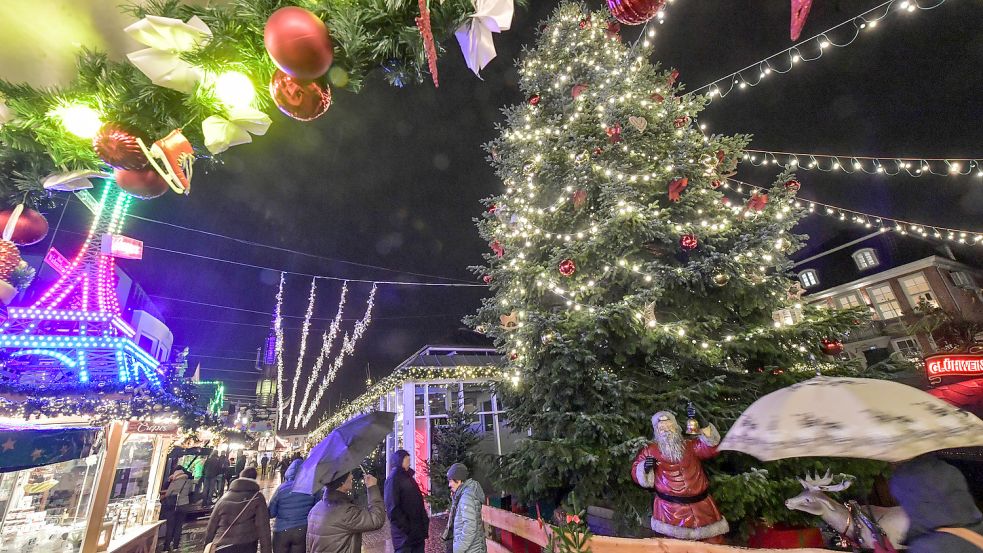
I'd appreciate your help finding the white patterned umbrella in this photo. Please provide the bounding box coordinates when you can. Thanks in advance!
[720,376,983,462]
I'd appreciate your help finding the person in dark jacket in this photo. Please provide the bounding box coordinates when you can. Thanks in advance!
[278,455,292,481]
[269,459,318,553]
[203,452,224,507]
[160,468,193,551]
[889,454,983,553]
[444,464,486,553]
[307,471,385,553]
[235,454,247,476]
[385,450,430,553]
[204,467,273,553]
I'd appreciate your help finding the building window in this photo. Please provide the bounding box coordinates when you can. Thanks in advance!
[950,270,976,289]
[900,273,939,309]
[852,248,879,270]
[867,284,903,319]
[836,293,864,309]
[799,269,819,288]
[892,337,922,359]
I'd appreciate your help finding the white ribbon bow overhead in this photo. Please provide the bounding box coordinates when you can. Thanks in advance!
[124,15,212,94]
[42,170,111,192]
[202,107,272,154]
[455,0,514,78]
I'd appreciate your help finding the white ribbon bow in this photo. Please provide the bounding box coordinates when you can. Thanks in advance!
[125,15,212,94]
[42,170,111,192]
[455,0,514,78]
[202,107,272,154]
[0,98,14,125]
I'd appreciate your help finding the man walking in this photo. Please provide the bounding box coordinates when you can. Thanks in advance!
[444,464,486,553]
[261,454,270,479]
[307,471,385,553]
[385,450,430,553]
[203,451,223,507]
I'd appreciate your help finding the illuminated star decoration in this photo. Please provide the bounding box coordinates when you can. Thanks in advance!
[790,0,814,41]
[2,438,14,451]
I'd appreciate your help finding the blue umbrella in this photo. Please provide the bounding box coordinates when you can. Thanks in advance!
[295,411,395,495]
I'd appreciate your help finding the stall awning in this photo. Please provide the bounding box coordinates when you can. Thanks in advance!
[0,425,102,473]
[928,377,983,415]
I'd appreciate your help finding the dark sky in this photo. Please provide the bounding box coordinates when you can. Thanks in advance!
[26,0,982,428]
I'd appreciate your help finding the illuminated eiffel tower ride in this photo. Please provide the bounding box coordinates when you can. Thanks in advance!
[0,182,161,386]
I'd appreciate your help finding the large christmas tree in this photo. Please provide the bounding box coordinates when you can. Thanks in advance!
[471,3,889,535]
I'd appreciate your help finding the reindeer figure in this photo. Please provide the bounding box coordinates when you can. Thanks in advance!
[784,471,909,550]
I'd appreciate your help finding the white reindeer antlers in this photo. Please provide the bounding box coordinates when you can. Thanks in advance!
[798,469,853,492]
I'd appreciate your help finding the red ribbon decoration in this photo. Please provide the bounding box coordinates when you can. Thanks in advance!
[416,0,439,87]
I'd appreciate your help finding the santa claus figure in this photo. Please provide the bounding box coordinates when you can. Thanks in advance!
[630,411,729,541]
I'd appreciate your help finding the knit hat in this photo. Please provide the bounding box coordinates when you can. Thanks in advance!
[447,463,469,482]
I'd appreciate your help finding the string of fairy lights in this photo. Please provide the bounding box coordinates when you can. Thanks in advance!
[743,150,982,178]
[689,0,950,101]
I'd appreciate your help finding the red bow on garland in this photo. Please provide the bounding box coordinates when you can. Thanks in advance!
[668,177,689,202]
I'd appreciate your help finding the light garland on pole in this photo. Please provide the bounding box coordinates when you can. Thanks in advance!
[743,149,982,178]
[689,0,949,102]
[284,278,317,429]
[293,282,348,427]
[273,272,287,429]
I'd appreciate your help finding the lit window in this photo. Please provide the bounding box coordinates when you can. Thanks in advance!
[892,337,921,359]
[867,284,903,319]
[852,248,879,270]
[837,293,864,309]
[799,269,819,288]
[901,273,939,309]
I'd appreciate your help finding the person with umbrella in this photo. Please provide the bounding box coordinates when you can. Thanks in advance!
[385,449,430,553]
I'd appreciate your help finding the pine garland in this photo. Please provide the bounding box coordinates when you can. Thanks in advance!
[0,0,519,210]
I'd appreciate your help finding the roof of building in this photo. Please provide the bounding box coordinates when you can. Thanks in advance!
[792,229,982,294]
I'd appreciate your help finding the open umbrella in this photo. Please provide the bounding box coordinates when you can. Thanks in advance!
[720,376,983,462]
[294,411,395,495]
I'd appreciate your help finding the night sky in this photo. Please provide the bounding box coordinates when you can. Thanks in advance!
[19,0,982,427]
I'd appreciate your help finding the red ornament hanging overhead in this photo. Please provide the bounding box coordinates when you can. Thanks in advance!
[606,123,623,144]
[269,70,332,121]
[0,206,48,246]
[558,259,577,277]
[747,192,768,212]
[92,124,148,170]
[528,94,541,106]
[607,0,666,25]
[680,234,699,251]
[668,177,689,202]
[784,179,802,192]
[415,0,439,87]
[820,338,844,356]
[264,6,335,80]
[114,168,170,200]
[790,0,814,41]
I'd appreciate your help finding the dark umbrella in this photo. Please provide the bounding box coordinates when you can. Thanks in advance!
[294,411,395,495]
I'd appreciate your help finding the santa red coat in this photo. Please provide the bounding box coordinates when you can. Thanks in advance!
[630,436,729,540]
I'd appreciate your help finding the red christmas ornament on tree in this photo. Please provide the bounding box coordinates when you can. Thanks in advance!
[579,14,591,29]
[784,179,801,192]
[667,68,680,87]
[0,206,48,246]
[592,147,603,157]
[747,192,768,212]
[483,275,493,284]
[607,0,666,25]
[605,21,621,39]
[269,70,332,121]
[93,124,148,170]
[572,189,588,209]
[606,123,623,143]
[710,179,722,189]
[820,338,844,356]
[488,204,498,214]
[114,168,170,200]
[528,94,541,106]
[716,149,727,164]
[651,92,665,103]
[264,6,334,80]
[680,234,698,251]
[558,259,577,277]
[490,240,504,258]
[673,116,689,128]
[571,83,589,99]
[668,177,688,202]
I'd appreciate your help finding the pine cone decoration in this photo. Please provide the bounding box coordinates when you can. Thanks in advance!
[93,124,148,170]
[0,240,22,283]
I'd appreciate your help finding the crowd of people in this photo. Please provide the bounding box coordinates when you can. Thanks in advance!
[159,449,484,553]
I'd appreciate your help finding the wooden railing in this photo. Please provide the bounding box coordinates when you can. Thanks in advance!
[481,506,836,553]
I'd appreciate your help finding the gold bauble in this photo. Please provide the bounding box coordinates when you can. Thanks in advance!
[712,273,730,287]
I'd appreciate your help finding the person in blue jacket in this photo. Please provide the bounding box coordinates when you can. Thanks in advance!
[269,459,318,553]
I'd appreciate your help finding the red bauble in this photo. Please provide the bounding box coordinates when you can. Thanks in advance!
[820,338,844,356]
[607,0,666,25]
[651,92,665,103]
[680,234,699,251]
[748,192,768,212]
[269,70,332,121]
[578,15,591,29]
[710,179,722,189]
[114,168,170,200]
[264,7,334,80]
[592,147,603,157]
[490,240,504,258]
[488,204,498,214]
[93,124,148,170]
[528,94,541,106]
[673,116,689,128]
[0,207,48,246]
[572,189,588,209]
[606,123,623,143]
[571,83,588,99]
[558,259,576,277]
[785,179,801,192]
[483,275,493,284]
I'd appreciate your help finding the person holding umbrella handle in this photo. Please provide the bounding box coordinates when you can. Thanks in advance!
[306,469,386,553]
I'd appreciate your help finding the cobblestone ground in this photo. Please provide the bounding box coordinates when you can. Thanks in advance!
[170,477,449,553]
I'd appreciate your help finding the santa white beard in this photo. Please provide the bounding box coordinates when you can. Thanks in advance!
[656,427,684,463]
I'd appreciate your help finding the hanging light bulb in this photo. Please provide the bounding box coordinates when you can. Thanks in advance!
[52,104,102,138]
[213,71,256,109]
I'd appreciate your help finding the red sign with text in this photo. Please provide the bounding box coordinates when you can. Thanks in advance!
[925,354,983,381]
[44,247,71,275]
[101,234,143,260]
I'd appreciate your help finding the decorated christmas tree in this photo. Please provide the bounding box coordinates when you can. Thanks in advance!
[471,3,890,536]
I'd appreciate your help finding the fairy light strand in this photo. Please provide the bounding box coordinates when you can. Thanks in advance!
[690,0,949,101]
[293,282,349,428]
[743,149,982,178]
[273,273,287,429]
[284,278,317,429]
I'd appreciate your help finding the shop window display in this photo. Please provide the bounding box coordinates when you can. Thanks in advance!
[104,435,156,543]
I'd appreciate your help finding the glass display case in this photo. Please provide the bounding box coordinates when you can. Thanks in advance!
[104,435,157,543]
[0,453,103,553]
